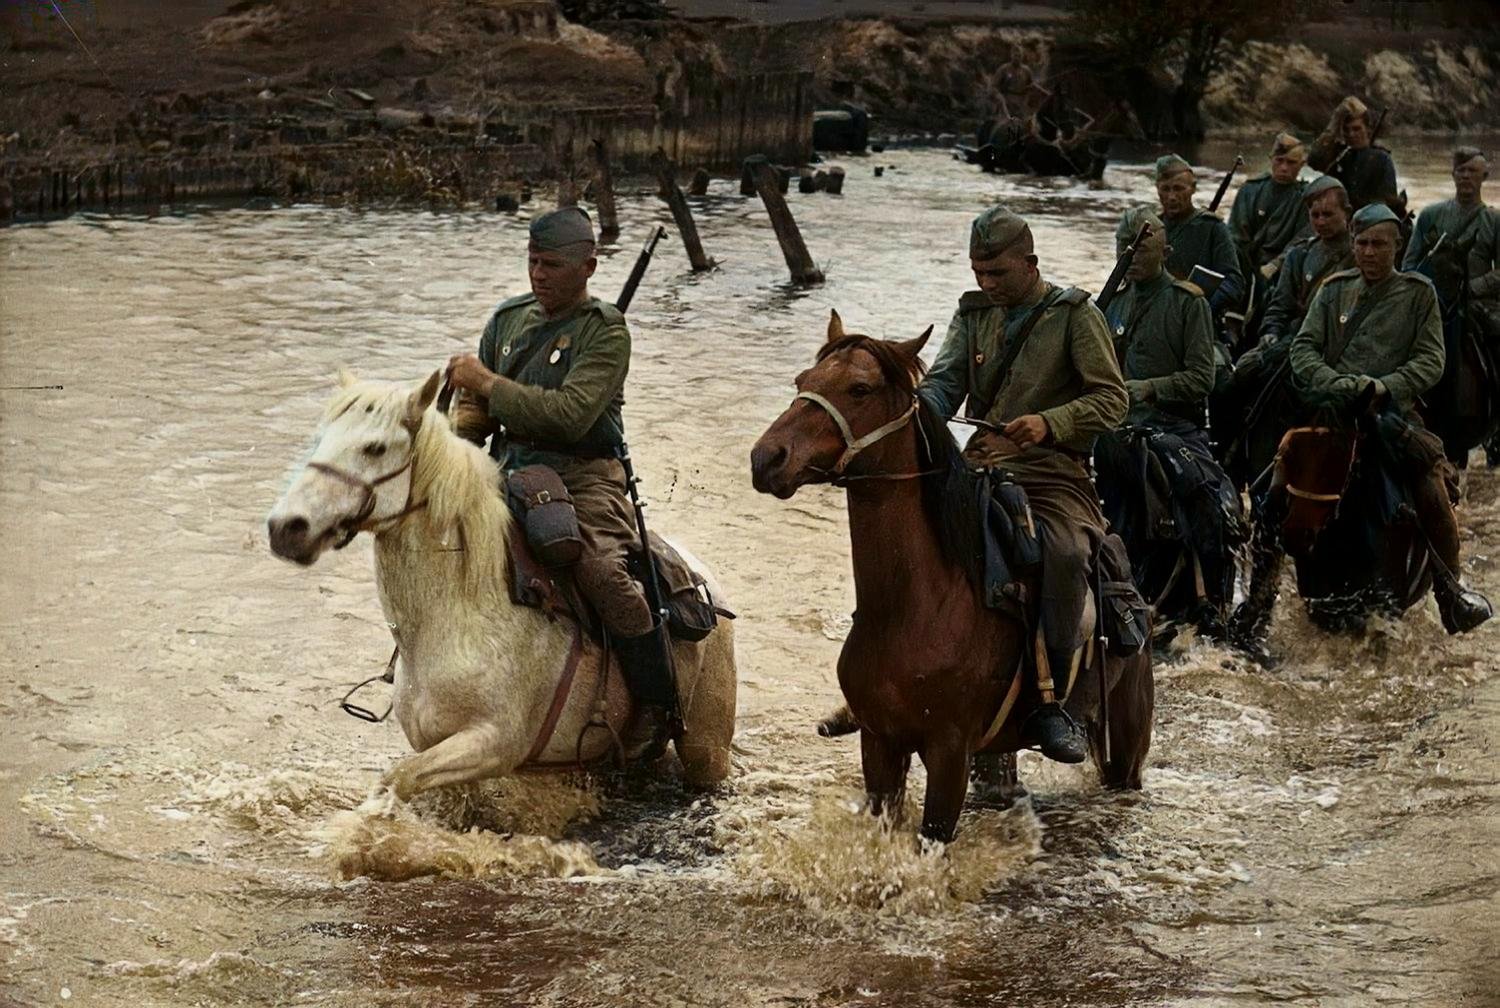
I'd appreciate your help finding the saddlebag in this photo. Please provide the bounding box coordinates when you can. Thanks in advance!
[1096,534,1150,657]
[505,465,584,568]
[977,468,1041,613]
[628,537,730,643]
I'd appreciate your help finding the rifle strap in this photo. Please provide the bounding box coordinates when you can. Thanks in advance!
[968,288,1066,420]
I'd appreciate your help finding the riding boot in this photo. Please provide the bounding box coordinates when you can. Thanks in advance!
[1228,491,1285,662]
[1408,474,1493,635]
[613,625,677,763]
[1021,643,1087,764]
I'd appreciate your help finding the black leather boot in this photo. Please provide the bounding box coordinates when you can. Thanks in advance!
[1435,582,1493,635]
[613,626,677,762]
[1022,703,1087,764]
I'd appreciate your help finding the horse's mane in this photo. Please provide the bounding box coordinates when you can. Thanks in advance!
[324,381,510,598]
[816,335,982,586]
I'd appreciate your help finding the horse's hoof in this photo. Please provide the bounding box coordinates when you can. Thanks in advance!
[968,780,1029,811]
[816,705,859,738]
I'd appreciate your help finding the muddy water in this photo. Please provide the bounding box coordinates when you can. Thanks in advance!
[3,139,1498,1007]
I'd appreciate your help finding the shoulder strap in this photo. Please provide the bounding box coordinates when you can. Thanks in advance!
[968,288,1066,419]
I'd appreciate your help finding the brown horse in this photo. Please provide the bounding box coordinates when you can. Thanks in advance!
[750,312,1153,843]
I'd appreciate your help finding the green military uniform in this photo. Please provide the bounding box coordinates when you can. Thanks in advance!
[1260,231,1355,342]
[1230,174,1310,273]
[921,248,1127,664]
[1103,270,1216,428]
[1289,267,1444,413]
[1162,210,1243,316]
[1309,139,1397,212]
[454,210,654,643]
[1402,198,1500,306]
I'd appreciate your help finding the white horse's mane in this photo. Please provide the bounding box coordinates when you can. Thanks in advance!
[324,380,511,598]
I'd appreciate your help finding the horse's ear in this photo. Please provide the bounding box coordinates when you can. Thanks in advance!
[408,369,442,424]
[896,324,933,361]
[336,367,358,389]
[826,309,846,343]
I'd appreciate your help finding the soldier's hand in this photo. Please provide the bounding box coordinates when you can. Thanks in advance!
[1259,262,1278,280]
[1003,414,1050,449]
[1125,379,1155,404]
[446,353,498,398]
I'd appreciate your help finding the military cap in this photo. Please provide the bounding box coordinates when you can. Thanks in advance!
[969,205,1032,259]
[1154,154,1194,181]
[1302,174,1346,204]
[1271,131,1306,161]
[1336,96,1369,122]
[1350,202,1399,235]
[1453,145,1488,169]
[528,206,595,251]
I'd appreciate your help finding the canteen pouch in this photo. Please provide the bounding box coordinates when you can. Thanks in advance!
[1096,533,1150,657]
[506,465,584,568]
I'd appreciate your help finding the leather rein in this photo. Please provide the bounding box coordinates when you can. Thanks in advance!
[795,391,937,484]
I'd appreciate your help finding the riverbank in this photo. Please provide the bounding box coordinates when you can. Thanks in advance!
[3,0,1497,220]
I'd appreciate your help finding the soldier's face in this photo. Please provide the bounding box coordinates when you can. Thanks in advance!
[1307,191,1349,240]
[1270,152,1304,184]
[1126,231,1167,281]
[1453,157,1488,201]
[970,249,1039,307]
[1343,117,1370,148]
[1353,222,1398,281]
[1155,172,1196,218]
[528,247,597,313]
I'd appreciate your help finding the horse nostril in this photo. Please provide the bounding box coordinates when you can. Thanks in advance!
[283,516,309,537]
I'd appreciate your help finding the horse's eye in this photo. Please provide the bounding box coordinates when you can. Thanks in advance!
[849,384,872,398]
[364,442,387,458]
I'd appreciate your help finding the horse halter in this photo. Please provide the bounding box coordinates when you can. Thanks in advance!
[306,445,426,549]
[795,390,921,478]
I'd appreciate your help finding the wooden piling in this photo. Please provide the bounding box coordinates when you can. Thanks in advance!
[589,138,619,240]
[740,160,757,197]
[826,167,846,195]
[652,148,713,273]
[744,155,823,285]
[689,168,710,197]
[798,168,818,194]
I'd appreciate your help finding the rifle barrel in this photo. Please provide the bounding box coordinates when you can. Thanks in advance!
[615,226,667,313]
[1096,222,1151,314]
[1208,155,1243,214]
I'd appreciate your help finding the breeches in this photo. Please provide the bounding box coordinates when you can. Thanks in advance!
[1024,469,1107,654]
[564,459,654,638]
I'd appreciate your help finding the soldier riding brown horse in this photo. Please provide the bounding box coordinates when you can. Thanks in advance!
[750,313,1153,843]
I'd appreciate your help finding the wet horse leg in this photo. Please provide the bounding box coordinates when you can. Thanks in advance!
[382,723,509,801]
[970,750,1028,809]
[918,735,971,843]
[860,729,910,823]
[1096,652,1153,790]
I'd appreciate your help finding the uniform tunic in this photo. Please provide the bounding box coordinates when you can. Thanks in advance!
[1260,233,1355,341]
[1290,269,1445,412]
[454,293,652,637]
[1102,271,1216,428]
[1402,199,1500,305]
[1162,209,1244,317]
[1229,174,1311,271]
[921,276,1127,653]
[1309,140,1398,212]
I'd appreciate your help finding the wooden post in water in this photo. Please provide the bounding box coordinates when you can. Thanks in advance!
[589,138,620,241]
[652,148,713,272]
[825,167,846,195]
[689,168,710,196]
[744,155,823,285]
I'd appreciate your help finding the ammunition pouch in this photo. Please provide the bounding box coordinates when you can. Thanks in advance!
[505,465,584,568]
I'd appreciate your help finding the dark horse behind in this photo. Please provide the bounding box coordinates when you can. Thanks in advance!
[750,312,1153,843]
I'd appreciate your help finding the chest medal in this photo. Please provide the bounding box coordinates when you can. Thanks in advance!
[975,351,985,365]
[550,334,572,366]
[548,348,562,365]
[1115,324,1126,337]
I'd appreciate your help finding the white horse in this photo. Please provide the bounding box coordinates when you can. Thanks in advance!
[267,370,737,799]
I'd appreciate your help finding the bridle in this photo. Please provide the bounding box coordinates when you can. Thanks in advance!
[794,390,935,484]
[306,410,434,549]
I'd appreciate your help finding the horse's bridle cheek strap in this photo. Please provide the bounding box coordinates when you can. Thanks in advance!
[306,457,419,546]
[795,392,919,474]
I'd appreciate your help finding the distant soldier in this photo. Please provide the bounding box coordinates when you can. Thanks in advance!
[1403,146,1499,304]
[1257,175,1356,351]
[1308,96,1398,212]
[1095,208,1239,628]
[1135,154,1244,337]
[1230,132,1311,282]
[1232,204,1491,644]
